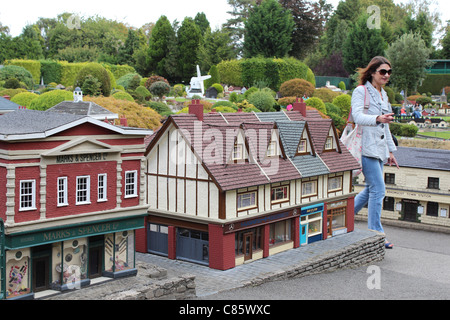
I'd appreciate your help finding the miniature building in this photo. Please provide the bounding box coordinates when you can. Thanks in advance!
[0,96,21,115]
[136,100,360,270]
[0,109,151,300]
[355,147,450,228]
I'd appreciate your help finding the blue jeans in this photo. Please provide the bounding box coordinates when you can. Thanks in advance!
[354,156,385,233]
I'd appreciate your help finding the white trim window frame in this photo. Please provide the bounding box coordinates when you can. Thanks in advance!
[57,177,68,207]
[76,175,91,205]
[237,191,257,210]
[97,173,107,202]
[19,180,36,211]
[125,170,138,198]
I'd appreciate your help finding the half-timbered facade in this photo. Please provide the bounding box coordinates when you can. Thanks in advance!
[138,100,360,270]
[0,109,151,299]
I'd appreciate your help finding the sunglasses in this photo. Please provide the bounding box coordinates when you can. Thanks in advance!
[377,69,392,76]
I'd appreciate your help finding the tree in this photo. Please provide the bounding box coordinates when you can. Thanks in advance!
[243,0,294,58]
[279,0,332,59]
[342,13,387,74]
[117,29,141,67]
[198,27,236,72]
[177,17,203,82]
[147,16,176,78]
[194,12,210,36]
[385,32,433,98]
[404,11,434,47]
[441,22,450,59]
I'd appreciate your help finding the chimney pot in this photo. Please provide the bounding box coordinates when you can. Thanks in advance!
[292,97,307,117]
[3,95,10,100]
[189,99,204,121]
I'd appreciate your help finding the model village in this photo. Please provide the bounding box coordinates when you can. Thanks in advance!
[1,84,449,300]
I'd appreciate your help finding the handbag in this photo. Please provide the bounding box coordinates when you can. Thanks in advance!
[340,85,369,176]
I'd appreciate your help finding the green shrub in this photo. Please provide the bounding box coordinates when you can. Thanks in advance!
[338,81,346,91]
[0,65,34,89]
[332,94,352,117]
[60,61,87,87]
[4,78,21,89]
[213,106,237,113]
[279,78,315,98]
[400,124,418,137]
[135,86,152,100]
[389,122,402,135]
[244,87,258,99]
[112,91,135,102]
[0,88,27,98]
[29,90,73,111]
[247,90,276,112]
[306,68,316,87]
[305,97,326,114]
[212,100,237,110]
[81,75,102,96]
[145,75,170,90]
[211,83,224,94]
[11,92,39,107]
[328,111,346,132]
[312,88,341,103]
[5,59,41,84]
[173,84,185,97]
[115,73,141,90]
[325,102,340,115]
[205,65,220,89]
[149,81,170,99]
[147,101,172,115]
[74,62,112,97]
[216,59,243,87]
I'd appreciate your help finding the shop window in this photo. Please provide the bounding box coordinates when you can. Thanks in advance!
[57,177,68,206]
[269,220,291,246]
[105,231,135,273]
[76,176,90,205]
[125,171,138,198]
[52,239,88,289]
[6,249,31,299]
[328,176,342,192]
[427,177,439,189]
[383,197,395,211]
[19,180,36,211]
[97,174,107,202]
[385,173,395,185]
[237,191,257,210]
[302,180,317,198]
[426,202,439,217]
[327,201,347,236]
[271,185,288,203]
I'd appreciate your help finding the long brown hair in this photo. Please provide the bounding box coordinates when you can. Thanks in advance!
[357,56,391,85]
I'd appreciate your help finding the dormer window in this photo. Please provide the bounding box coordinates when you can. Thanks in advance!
[233,144,243,160]
[298,139,307,153]
[325,136,333,150]
[267,141,277,157]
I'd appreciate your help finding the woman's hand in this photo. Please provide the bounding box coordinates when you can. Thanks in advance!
[376,113,394,124]
[387,152,399,169]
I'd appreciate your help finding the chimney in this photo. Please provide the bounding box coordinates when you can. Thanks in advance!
[292,97,307,117]
[3,95,10,100]
[188,99,204,121]
[120,116,128,127]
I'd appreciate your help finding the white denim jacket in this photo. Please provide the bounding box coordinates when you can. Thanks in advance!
[351,81,397,163]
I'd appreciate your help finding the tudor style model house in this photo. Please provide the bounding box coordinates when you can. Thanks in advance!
[0,109,151,300]
[137,100,360,270]
[355,146,450,228]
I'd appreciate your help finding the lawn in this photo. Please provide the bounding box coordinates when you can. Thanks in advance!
[418,131,450,139]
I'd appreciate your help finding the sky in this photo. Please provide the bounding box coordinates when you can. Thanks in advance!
[0,0,449,38]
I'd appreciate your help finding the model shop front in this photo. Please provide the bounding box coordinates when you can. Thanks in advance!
[1,216,144,300]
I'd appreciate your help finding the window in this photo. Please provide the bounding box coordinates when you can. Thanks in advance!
[57,177,68,206]
[20,180,36,211]
[237,191,257,210]
[98,174,107,202]
[269,220,291,246]
[233,144,243,160]
[302,180,317,197]
[426,202,439,217]
[383,197,395,211]
[325,136,333,150]
[328,176,342,192]
[427,177,439,189]
[125,171,138,198]
[235,227,263,255]
[297,139,307,154]
[385,173,395,185]
[271,185,288,203]
[267,141,277,157]
[76,176,90,205]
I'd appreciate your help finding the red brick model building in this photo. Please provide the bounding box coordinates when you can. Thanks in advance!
[0,109,151,300]
[137,100,360,270]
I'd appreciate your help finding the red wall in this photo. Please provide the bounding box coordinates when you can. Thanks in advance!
[45,161,117,219]
[121,159,140,208]
[208,224,235,270]
[0,166,6,221]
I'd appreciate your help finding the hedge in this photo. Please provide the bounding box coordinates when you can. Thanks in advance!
[11,92,39,107]
[5,59,41,84]
[40,60,62,84]
[417,74,450,95]
[217,57,311,91]
[74,62,112,97]
[29,90,73,111]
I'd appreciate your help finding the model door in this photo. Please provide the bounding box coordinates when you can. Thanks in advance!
[88,246,103,279]
[300,224,308,245]
[33,256,49,292]
[243,232,253,261]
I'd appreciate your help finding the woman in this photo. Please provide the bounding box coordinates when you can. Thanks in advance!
[351,56,399,249]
